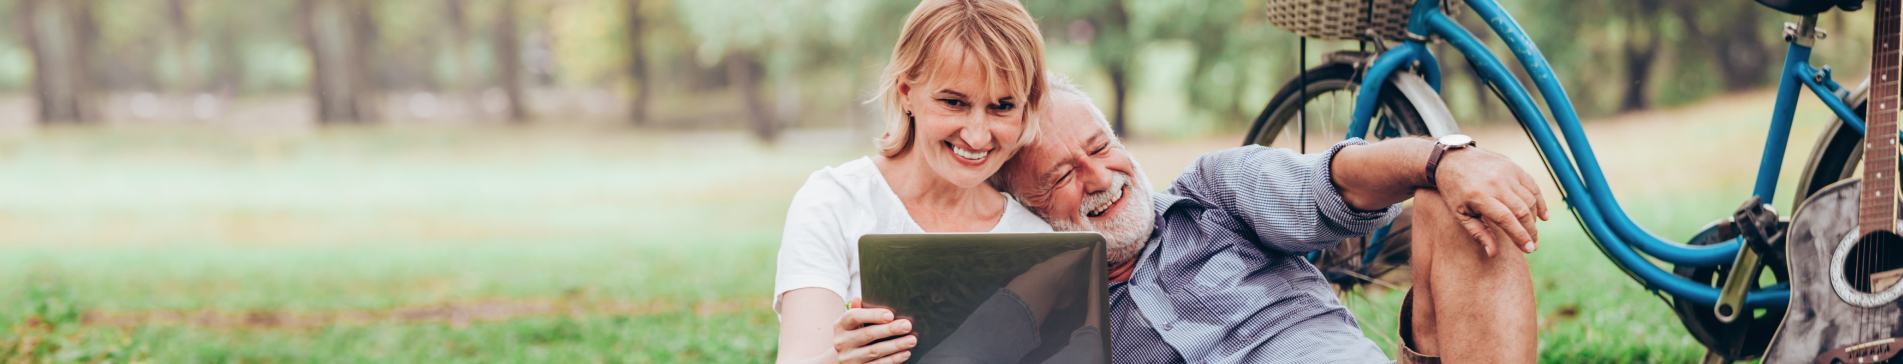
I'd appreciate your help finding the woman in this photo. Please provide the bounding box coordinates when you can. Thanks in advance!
[773,1,1053,363]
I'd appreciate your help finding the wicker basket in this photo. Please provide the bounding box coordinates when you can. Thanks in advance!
[1266,0,1462,41]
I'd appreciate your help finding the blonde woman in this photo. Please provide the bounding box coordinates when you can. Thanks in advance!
[773,1,1053,363]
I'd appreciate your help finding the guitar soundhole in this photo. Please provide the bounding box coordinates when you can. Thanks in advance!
[1845,231,1903,294]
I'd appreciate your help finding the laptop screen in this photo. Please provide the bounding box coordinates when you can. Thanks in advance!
[860,232,1111,364]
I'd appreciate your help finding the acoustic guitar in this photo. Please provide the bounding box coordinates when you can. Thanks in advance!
[1763,1,1903,362]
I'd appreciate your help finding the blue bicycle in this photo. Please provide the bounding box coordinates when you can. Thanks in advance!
[1249,0,1878,360]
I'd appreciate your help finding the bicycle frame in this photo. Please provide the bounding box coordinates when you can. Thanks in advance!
[1343,0,1870,308]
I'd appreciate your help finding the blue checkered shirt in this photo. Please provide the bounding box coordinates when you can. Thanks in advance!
[1110,139,1401,364]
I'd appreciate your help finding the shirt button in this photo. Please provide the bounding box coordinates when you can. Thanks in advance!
[1162,322,1174,331]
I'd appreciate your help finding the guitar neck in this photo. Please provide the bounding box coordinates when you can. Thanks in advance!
[1862,0,1903,237]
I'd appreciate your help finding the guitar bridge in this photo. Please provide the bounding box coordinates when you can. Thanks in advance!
[1819,337,1900,364]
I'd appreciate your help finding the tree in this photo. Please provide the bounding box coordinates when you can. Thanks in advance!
[166,0,199,93]
[1670,0,1776,92]
[18,0,101,124]
[676,0,790,142]
[495,0,526,122]
[1027,0,1136,136]
[296,0,380,124]
[626,0,650,125]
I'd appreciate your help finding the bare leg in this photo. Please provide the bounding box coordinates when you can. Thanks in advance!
[1409,189,1539,362]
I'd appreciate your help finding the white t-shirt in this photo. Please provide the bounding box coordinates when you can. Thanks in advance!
[773,157,1054,313]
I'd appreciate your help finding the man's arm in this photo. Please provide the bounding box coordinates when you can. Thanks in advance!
[1330,137,1548,256]
[1168,140,1398,253]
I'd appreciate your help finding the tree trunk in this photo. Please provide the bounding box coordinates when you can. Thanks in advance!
[1620,0,1663,112]
[20,0,98,124]
[167,0,198,93]
[495,0,527,122]
[213,15,242,92]
[1098,2,1131,138]
[345,0,378,123]
[626,0,649,126]
[729,52,776,142]
[1713,12,1772,91]
[1670,2,1773,91]
[69,0,98,122]
[444,0,479,119]
[295,0,347,123]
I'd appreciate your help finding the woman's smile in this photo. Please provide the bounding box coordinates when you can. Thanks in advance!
[946,140,992,166]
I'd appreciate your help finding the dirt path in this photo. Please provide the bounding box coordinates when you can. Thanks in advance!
[71,299,757,331]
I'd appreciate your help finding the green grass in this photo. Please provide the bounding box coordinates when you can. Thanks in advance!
[0,103,1827,362]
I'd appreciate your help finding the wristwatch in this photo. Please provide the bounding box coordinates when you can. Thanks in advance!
[1426,134,1476,186]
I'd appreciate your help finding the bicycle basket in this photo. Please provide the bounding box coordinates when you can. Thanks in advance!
[1265,0,1463,41]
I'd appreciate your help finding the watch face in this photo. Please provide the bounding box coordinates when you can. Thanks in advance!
[1439,134,1474,146]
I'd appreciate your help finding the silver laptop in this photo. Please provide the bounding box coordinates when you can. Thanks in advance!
[859,232,1112,364]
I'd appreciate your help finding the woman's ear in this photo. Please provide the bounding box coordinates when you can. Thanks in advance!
[897,81,913,114]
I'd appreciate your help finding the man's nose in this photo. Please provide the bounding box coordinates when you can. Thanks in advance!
[1077,157,1114,195]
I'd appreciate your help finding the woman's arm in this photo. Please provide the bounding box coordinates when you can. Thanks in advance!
[777,289,917,364]
[777,288,845,363]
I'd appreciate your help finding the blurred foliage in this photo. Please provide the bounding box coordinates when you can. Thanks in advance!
[0,0,1883,133]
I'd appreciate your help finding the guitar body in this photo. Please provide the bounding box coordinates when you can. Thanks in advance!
[1764,179,1903,364]
[1763,1,1903,362]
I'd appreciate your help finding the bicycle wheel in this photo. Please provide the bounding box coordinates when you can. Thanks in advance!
[1246,58,1431,293]
[1666,81,1868,361]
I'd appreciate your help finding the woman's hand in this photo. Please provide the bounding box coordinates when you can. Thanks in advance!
[834,298,918,364]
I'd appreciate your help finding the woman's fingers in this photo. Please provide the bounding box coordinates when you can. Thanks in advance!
[841,335,918,364]
[835,318,912,358]
[866,350,913,364]
[835,308,894,332]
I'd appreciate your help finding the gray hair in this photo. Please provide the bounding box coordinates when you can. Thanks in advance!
[1043,71,1119,143]
[991,70,1120,203]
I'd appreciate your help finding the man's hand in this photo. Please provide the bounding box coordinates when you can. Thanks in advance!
[1432,148,1548,256]
[832,298,918,364]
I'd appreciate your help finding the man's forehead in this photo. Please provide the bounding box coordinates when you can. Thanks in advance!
[1047,95,1107,147]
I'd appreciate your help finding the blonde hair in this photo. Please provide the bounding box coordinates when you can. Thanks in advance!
[872,0,1048,158]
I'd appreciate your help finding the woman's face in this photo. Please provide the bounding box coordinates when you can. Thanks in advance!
[898,47,1026,189]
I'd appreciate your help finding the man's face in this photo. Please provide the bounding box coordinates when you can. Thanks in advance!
[1006,92,1154,263]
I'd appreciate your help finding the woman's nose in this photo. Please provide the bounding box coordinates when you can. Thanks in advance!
[958,120,993,150]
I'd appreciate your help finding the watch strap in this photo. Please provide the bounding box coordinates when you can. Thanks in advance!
[1426,139,1475,186]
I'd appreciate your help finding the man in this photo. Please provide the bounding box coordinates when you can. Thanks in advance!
[993,75,1544,363]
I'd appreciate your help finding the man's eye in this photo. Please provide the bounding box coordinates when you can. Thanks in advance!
[1092,145,1108,155]
[940,99,964,107]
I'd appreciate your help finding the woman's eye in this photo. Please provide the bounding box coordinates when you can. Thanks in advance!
[991,102,1015,111]
[940,99,964,107]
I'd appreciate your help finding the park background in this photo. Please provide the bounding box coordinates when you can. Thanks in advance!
[0,0,1881,362]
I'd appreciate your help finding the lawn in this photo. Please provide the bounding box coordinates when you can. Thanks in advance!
[0,89,1852,363]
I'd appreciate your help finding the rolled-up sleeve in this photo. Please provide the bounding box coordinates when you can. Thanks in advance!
[1165,139,1400,253]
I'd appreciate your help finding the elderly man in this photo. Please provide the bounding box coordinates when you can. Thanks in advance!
[991,75,1544,363]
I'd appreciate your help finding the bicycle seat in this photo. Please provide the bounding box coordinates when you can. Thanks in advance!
[1755,0,1862,15]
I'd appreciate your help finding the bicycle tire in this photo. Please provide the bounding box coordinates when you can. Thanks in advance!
[1666,82,1869,361]
[1245,63,1432,147]
[1246,60,1432,293]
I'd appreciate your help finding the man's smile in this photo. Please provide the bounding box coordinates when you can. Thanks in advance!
[1084,176,1128,218]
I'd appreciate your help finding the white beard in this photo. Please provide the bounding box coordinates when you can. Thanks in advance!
[1045,160,1154,264]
